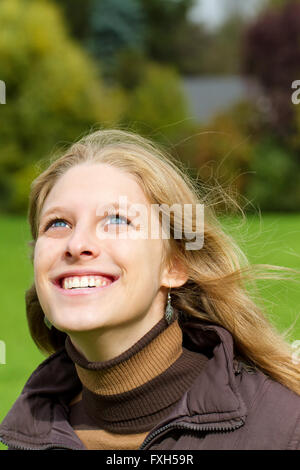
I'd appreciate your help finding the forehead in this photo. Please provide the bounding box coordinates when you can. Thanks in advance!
[41,163,151,214]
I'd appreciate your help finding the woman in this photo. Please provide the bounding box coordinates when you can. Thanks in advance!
[0,129,299,450]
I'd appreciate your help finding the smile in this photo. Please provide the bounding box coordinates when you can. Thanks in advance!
[52,272,120,296]
[62,275,112,289]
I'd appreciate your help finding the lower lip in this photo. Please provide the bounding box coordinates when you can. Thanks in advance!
[52,278,119,296]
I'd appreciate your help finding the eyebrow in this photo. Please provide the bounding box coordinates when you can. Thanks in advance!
[40,206,73,221]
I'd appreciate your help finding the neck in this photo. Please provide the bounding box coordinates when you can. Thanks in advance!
[67,312,165,362]
[65,315,209,436]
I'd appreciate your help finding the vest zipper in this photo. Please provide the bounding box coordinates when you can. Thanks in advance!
[139,418,245,450]
[0,435,81,451]
[1,419,245,451]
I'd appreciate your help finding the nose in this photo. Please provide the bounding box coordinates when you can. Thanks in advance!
[64,223,100,260]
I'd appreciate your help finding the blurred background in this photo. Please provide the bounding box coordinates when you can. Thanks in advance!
[2,0,300,214]
[0,0,300,445]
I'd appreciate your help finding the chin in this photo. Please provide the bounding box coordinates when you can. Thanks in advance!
[50,309,111,333]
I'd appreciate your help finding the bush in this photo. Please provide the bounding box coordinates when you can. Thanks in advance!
[175,102,258,195]
[0,0,126,213]
[244,136,300,211]
[243,1,300,136]
[173,100,300,212]
[123,62,190,142]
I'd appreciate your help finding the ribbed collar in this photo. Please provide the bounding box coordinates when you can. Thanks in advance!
[65,316,208,433]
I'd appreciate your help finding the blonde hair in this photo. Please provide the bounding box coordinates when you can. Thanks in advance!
[26,128,300,395]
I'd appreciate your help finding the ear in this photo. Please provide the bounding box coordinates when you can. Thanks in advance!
[161,257,189,289]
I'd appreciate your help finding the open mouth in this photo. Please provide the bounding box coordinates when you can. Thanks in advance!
[53,273,119,293]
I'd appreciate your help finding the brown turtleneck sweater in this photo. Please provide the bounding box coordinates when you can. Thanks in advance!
[65,316,208,450]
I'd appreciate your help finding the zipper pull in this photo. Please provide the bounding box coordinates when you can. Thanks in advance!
[233,358,242,375]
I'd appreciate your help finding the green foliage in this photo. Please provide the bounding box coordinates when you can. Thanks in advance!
[137,0,195,66]
[53,0,92,40]
[243,1,300,136]
[0,0,195,214]
[52,0,245,76]
[175,102,259,196]
[86,0,145,80]
[245,137,300,211]
[175,99,300,212]
[240,1,300,210]
[290,94,300,154]
[0,0,126,213]
[123,63,190,142]
[114,49,148,90]
[266,0,295,8]
[200,15,246,75]
[60,0,200,76]
[164,14,247,76]
[2,0,298,214]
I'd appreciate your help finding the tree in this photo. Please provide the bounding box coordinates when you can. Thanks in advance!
[266,0,295,8]
[243,1,300,136]
[123,63,190,142]
[86,0,145,80]
[200,14,247,75]
[0,0,125,213]
[52,0,92,40]
[56,0,198,76]
[137,0,196,65]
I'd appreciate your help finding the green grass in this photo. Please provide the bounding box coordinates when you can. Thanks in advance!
[220,213,300,338]
[0,216,45,449]
[0,213,299,450]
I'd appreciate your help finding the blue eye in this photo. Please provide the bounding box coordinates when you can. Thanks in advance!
[107,214,131,225]
[46,218,70,230]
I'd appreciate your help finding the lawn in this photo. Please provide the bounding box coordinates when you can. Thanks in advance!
[0,213,299,450]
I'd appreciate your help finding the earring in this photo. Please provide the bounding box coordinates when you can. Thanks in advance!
[44,315,52,330]
[165,284,174,324]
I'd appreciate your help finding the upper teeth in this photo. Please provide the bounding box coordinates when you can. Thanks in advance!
[62,276,111,289]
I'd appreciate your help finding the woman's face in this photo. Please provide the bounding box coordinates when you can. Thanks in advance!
[34,163,174,334]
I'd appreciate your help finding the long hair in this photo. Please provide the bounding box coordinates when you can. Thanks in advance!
[26,128,300,395]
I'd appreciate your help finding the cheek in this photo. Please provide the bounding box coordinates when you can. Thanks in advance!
[33,241,43,276]
[116,237,161,261]
[33,239,60,278]
[119,238,164,278]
